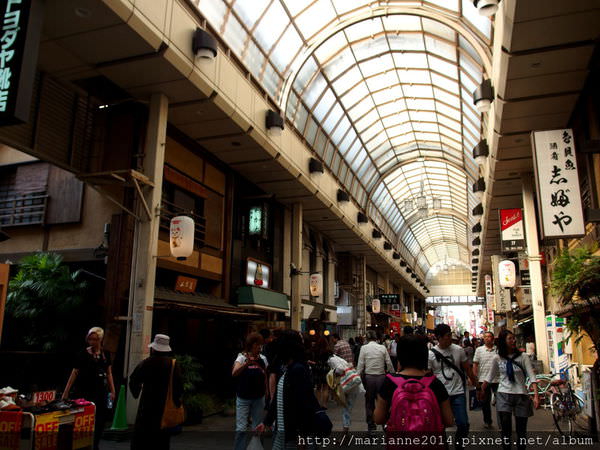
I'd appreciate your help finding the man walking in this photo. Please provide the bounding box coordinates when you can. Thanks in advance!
[474,331,499,428]
[331,333,354,366]
[356,330,394,431]
[429,324,477,450]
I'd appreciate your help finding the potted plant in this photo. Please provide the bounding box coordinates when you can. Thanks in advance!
[174,354,204,425]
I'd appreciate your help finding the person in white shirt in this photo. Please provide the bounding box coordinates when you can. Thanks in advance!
[356,331,394,431]
[474,331,499,428]
[429,324,477,450]
[481,330,539,450]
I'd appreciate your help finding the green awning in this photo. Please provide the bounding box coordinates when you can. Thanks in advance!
[237,286,289,313]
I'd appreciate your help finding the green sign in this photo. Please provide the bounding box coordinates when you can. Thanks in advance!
[249,206,262,235]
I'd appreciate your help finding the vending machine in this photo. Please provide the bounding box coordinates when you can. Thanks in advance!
[546,315,570,376]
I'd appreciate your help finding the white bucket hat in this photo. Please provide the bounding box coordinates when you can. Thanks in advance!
[149,334,172,352]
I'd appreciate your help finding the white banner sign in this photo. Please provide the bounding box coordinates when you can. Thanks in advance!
[531,129,585,239]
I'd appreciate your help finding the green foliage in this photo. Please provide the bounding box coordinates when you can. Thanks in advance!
[7,253,88,352]
[174,354,203,396]
[551,244,600,302]
[551,245,600,351]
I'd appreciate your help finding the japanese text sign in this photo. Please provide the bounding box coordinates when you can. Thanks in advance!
[531,129,585,239]
[0,0,43,125]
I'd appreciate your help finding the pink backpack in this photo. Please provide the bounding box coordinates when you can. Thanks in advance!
[386,375,444,434]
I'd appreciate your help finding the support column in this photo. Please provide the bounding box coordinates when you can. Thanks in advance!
[291,203,302,331]
[522,175,550,372]
[282,208,291,296]
[327,254,336,307]
[125,93,168,423]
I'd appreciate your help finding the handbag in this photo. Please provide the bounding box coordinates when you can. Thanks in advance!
[160,359,185,429]
[339,367,362,393]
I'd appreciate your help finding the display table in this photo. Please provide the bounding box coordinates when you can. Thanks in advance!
[0,404,94,450]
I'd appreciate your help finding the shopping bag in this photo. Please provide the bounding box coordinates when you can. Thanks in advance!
[247,435,264,450]
[161,359,185,429]
[339,367,362,393]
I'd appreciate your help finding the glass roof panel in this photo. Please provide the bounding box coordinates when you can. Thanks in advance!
[196,0,490,272]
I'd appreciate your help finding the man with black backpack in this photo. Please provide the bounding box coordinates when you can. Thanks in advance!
[429,324,477,450]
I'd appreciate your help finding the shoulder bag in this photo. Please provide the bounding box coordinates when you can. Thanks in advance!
[161,359,185,429]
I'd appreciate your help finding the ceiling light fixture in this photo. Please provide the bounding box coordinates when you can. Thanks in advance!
[473,177,486,201]
[403,178,441,218]
[192,28,217,59]
[473,140,489,165]
[472,223,482,234]
[266,110,284,136]
[472,203,484,218]
[473,0,501,17]
[357,212,368,224]
[473,79,494,113]
[309,157,323,175]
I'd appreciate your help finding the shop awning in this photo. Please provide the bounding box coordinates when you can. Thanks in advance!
[237,286,289,313]
[154,287,261,318]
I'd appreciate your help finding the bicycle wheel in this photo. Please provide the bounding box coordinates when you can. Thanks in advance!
[551,392,573,435]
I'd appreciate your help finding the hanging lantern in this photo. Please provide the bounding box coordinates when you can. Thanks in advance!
[170,216,195,260]
[372,299,381,314]
[498,260,516,288]
[309,273,323,297]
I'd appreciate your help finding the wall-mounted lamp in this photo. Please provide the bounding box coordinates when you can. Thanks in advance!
[473,140,489,165]
[473,0,500,17]
[357,212,368,224]
[406,267,412,274]
[472,237,481,246]
[192,28,217,59]
[372,229,382,239]
[411,273,417,279]
[337,189,350,203]
[383,242,392,250]
[472,222,482,234]
[400,260,407,267]
[392,252,400,260]
[473,177,486,201]
[473,79,494,113]
[472,249,480,256]
[472,258,479,264]
[266,110,284,136]
[309,157,323,174]
[472,203,484,218]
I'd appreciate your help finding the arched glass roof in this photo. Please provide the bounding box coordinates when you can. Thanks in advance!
[197,0,492,276]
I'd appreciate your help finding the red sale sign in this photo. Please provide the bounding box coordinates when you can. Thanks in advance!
[0,411,22,450]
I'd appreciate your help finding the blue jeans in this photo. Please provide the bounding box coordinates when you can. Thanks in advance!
[342,387,359,429]
[450,393,469,450]
[234,396,265,450]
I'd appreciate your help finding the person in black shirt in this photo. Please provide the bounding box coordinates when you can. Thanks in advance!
[129,334,183,450]
[62,327,115,450]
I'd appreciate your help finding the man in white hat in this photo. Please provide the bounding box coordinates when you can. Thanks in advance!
[129,334,183,450]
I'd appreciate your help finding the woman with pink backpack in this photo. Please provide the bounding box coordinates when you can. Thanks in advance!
[374,335,453,449]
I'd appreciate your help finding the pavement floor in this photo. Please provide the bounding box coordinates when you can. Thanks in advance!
[100,391,596,450]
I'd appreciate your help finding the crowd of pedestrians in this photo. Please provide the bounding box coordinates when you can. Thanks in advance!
[231,324,540,450]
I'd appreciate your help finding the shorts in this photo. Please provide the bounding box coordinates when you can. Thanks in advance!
[495,392,533,417]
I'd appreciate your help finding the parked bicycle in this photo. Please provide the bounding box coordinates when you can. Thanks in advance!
[526,363,584,435]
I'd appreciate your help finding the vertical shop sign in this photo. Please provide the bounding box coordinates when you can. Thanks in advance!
[499,209,525,252]
[531,129,585,239]
[0,0,43,125]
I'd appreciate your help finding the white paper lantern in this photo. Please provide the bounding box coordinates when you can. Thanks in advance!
[498,260,516,288]
[372,299,381,314]
[309,273,323,297]
[170,216,195,259]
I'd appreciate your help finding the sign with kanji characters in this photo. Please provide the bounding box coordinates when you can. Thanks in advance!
[500,209,525,252]
[531,129,585,239]
[491,255,511,312]
[0,0,43,125]
[379,293,400,304]
[174,276,197,293]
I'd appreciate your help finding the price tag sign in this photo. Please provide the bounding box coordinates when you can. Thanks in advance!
[33,390,56,405]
